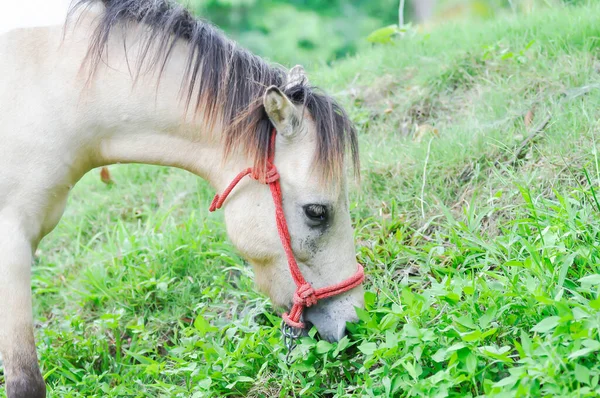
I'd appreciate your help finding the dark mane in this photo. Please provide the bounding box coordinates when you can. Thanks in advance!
[70,0,359,181]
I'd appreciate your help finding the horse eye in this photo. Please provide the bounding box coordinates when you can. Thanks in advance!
[304,204,328,223]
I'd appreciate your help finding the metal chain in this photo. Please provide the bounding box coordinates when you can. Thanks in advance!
[281,322,302,364]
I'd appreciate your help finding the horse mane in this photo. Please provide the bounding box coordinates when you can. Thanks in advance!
[69,0,359,181]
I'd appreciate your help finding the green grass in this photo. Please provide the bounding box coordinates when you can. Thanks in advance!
[4,3,600,397]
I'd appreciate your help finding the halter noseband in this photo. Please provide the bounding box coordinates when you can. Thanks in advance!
[209,129,364,329]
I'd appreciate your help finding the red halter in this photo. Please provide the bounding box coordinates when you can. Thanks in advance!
[209,130,365,329]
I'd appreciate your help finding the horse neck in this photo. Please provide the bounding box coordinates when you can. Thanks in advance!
[68,19,249,191]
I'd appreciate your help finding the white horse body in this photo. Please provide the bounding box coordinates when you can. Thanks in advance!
[1,13,216,239]
[0,2,364,396]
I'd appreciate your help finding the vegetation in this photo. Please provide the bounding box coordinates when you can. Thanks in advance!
[2,1,600,397]
[184,0,588,65]
[185,0,399,65]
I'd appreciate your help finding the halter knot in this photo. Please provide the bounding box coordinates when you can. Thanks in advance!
[294,283,317,307]
[251,164,279,183]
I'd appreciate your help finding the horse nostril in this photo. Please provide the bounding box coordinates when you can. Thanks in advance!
[304,320,314,332]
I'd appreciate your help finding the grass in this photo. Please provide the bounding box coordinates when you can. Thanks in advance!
[3,2,600,397]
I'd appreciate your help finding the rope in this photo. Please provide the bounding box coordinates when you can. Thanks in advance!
[209,130,365,329]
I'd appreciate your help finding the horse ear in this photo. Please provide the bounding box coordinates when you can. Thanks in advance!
[263,86,298,138]
[287,65,308,87]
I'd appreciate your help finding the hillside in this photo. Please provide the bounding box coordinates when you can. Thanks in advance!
[4,3,600,397]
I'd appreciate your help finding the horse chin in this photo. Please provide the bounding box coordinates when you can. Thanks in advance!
[303,292,361,342]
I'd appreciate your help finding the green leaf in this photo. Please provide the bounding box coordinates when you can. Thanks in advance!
[461,330,482,342]
[466,353,478,374]
[579,274,600,286]
[447,343,466,352]
[480,346,512,362]
[568,339,600,359]
[315,340,333,354]
[531,316,560,333]
[380,313,399,330]
[463,285,475,295]
[332,336,351,357]
[520,329,532,354]
[478,309,496,329]
[382,376,391,396]
[583,339,600,349]
[391,375,403,394]
[432,348,447,363]
[194,315,218,335]
[367,25,399,44]
[402,361,421,380]
[355,307,372,323]
[481,328,498,339]
[455,315,477,329]
[364,291,377,309]
[575,364,590,385]
[557,253,575,288]
[444,292,461,304]
[493,374,519,388]
[358,342,378,356]
[385,329,400,349]
[197,378,212,390]
[524,39,536,50]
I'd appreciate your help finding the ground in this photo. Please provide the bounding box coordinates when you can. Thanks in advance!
[2,3,600,397]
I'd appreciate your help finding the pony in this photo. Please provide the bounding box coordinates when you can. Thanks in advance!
[0,0,365,396]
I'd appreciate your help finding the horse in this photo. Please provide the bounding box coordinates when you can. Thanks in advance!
[0,0,366,396]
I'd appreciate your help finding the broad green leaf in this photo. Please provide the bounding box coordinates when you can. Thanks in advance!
[194,315,218,335]
[382,376,391,397]
[531,316,560,333]
[364,291,377,309]
[315,340,333,354]
[402,361,421,380]
[432,348,447,363]
[481,328,498,339]
[466,353,478,374]
[455,315,477,329]
[447,343,466,352]
[569,340,600,359]
[583,339,600,349]
[358,342,378,356]
[463,285,475,295]
[380,313,399,330]
[332,336,351,357]
[575,364,590,385]
[579,274,600,286]
[480,345,512,362]
[385,329,400,349]
[367,25,399,44]
[493,374,519,388]
[355,307,372,323]
[520,329,532,354]
[461,330,482,342]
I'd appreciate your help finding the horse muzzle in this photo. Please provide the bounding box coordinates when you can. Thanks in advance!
[303,286,364,342]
